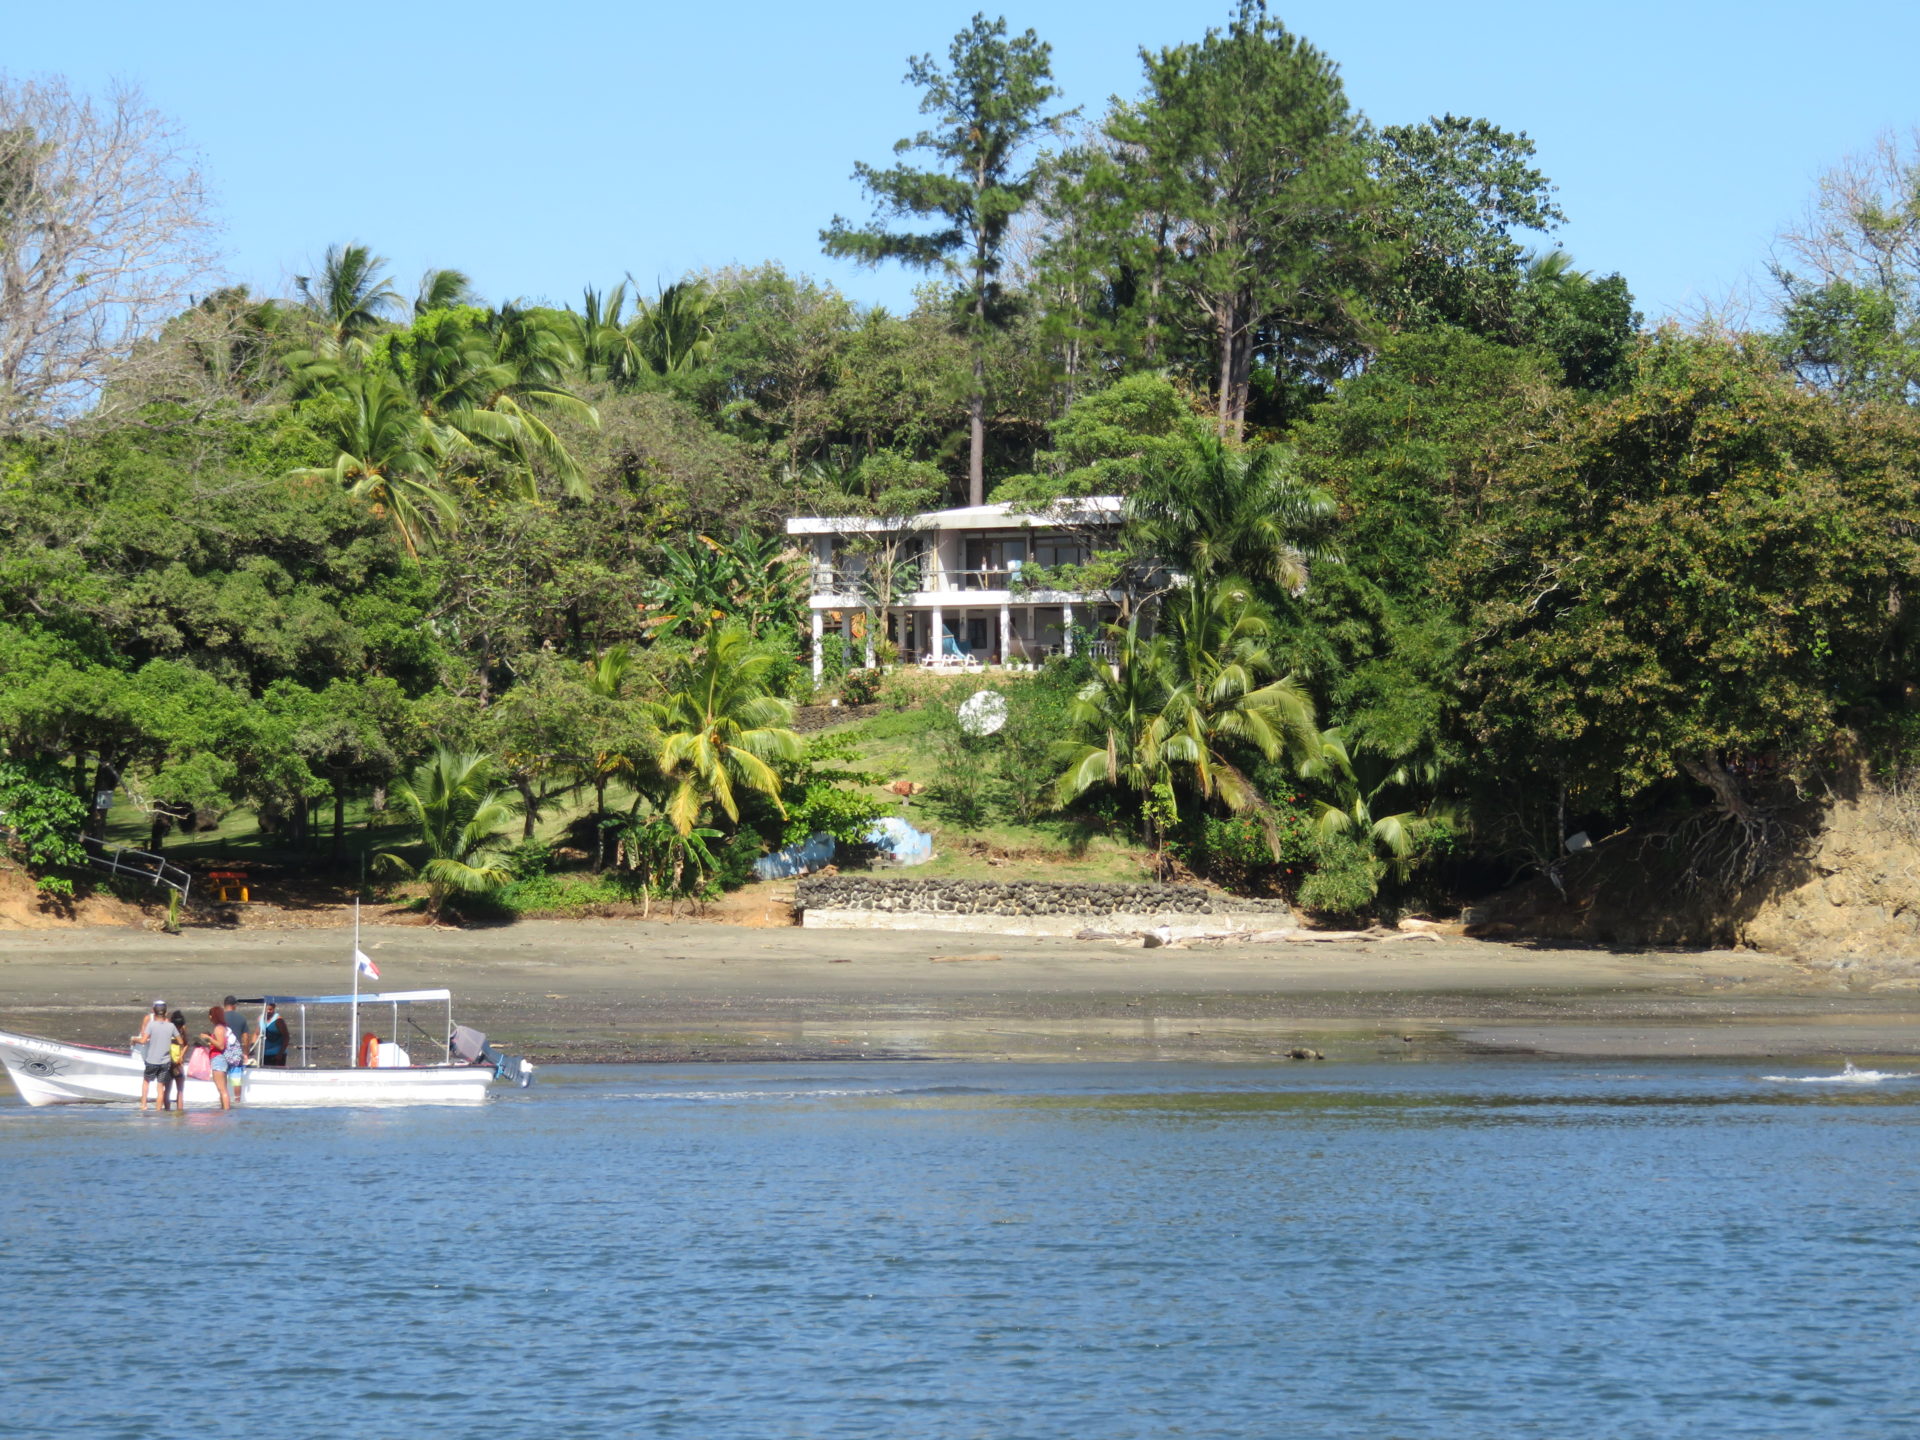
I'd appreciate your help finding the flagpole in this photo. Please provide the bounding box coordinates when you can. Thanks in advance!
[350,898,360,1067]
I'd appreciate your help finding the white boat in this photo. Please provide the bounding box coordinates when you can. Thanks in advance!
[0,986,532,1109]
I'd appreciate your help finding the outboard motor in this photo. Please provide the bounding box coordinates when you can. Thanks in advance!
[450,1023,536,1088]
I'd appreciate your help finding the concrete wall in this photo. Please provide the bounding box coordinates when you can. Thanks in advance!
[795,877,1292,937]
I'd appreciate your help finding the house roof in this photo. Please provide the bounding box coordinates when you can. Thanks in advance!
[786,497,1122,536]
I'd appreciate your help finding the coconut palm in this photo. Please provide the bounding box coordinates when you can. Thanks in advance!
[386,306,597,500]
[373,748,521,922]
[1157,577,1319,815]
[1129,435,1339,594]
[294,244,403,357]
[1055,579,1319,869]
[1053,615,1181,852]
[632,279,717,375]
[286,370,455,556]
[1300,729,1448,885]
[414,267,478,316]
[573,282,644,385]
[645,625,802,834]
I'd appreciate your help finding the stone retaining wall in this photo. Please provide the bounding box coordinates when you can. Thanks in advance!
[795,876,1291,937]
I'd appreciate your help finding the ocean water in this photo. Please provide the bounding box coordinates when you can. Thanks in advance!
[4,1060,1918,1439]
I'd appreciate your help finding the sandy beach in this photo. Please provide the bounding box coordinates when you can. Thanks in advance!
[2,919,1915,1065]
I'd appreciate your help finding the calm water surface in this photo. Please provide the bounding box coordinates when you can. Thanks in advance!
[4,1060,1918,1439]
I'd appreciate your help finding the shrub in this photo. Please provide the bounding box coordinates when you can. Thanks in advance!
[1296,831,1381,919]
[925,698,992,828]
[504,838,558,879]
[841,666,884,705]
[0,760,89,896]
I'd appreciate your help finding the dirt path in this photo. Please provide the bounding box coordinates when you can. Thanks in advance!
[0,919,1910,1064]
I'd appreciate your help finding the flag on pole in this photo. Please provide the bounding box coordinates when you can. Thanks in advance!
[354,949,380,980]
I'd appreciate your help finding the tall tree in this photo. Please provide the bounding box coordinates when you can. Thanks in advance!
[373,748,520,923]
[1107,2,1382,436]
[645,626,802,834]
[823,13,1072,505]
[294,244,403,358]
[0,77,216,432]
[1773,129,1920,404]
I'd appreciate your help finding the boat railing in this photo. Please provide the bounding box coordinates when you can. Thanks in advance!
[82,837,192,902]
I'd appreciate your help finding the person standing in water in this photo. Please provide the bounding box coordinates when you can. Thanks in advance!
[202,1006,236,1111]
[221,995,252,1101]
[131,1001,176,1111]
[165,1010,189,1110]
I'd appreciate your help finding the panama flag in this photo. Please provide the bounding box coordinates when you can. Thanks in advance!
[354,949,380,981]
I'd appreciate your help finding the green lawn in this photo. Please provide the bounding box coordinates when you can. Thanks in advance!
[826,705,1151,883]
[93,689,1149,887]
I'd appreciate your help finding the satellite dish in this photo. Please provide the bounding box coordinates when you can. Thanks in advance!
[958,690,1008,737]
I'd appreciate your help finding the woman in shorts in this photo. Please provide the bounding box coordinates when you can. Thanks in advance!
[202,1005,236,1111]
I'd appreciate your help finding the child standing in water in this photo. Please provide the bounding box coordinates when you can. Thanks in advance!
[165,1010,188,1110]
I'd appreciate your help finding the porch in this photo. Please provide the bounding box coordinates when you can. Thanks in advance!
[809,600,1121,679]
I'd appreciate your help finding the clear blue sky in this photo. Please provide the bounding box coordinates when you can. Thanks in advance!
[11,0,1918,323]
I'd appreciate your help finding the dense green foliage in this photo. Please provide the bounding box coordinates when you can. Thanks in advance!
[3,14,1915,920]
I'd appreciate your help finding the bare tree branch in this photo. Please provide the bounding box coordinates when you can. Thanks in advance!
[0,74,219,433]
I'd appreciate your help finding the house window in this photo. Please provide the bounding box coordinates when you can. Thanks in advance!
[1031,537,1089,568]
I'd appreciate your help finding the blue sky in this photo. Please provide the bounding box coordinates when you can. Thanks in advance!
[10,0,1918,324]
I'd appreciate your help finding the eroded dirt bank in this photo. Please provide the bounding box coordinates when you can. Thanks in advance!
[2,920,1915,1065]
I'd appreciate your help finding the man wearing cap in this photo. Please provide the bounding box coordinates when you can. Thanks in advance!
[131,1002,178,1112]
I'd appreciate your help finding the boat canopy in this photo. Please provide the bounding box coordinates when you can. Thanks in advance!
[254,989,452,1006]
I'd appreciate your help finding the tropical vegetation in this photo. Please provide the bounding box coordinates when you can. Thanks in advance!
[4,8,1919,925]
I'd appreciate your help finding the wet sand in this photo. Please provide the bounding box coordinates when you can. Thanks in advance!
[0,920,1913,1065]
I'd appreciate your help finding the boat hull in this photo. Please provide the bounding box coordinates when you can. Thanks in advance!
[0,1029,494,1107]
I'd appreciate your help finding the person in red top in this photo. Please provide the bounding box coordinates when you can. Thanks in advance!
[201,1006,236,1111]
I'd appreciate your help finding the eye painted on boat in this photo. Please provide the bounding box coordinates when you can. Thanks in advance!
[20,1057,67,1077]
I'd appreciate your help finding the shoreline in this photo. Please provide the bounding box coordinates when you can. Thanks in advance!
[1,919,1914,1066]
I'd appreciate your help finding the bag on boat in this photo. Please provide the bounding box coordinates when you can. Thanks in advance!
[185,1046,212,1082]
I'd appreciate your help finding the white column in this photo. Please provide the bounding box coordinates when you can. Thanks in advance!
[999,603,1012,666]
[930,605,943,660]
[811,609,824,682]
[1062,602,1074,657]
[863,611,875,669]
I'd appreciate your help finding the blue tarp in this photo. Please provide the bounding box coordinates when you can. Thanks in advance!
[867,815,933,865]
[751,816,935,879]
[753,831,837,880]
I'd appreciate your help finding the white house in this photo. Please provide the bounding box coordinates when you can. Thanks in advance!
[787,498,1126,679]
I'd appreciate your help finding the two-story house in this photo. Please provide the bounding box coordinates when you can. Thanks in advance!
[787,498,1125,679]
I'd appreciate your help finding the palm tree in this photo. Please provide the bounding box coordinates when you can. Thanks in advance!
[1300,729,1447,888]
[1129,435,1339,594]
[1157,578,1319,816]
[373,749,521,922]
[1054,580,1318,871]
[286,370,455,556]
[573,282,644,385]
[645,625,802,834]
[1053,615,1181,854]
[386,305,598,500]
[294,244,403,357]
[632,279,717,375]
[414,267,478,316]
